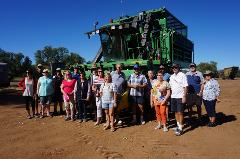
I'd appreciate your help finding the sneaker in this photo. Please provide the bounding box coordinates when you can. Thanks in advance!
[154,124,162,130]
[64,116,70,121]
[172,127,178,131]
[175,128,183,136]
[207,122,212,127]
[78,119,83,123]
[163,127,168,132]
[141,120,146,125]
[117,120,123,125]
[83,119,87,122]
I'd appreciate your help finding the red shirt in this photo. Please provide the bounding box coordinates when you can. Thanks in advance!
[62,79,76,94]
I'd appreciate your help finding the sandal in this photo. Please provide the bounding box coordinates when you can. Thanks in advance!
[110,127,116,132]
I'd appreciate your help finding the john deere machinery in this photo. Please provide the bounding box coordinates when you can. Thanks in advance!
[84,7,194,76]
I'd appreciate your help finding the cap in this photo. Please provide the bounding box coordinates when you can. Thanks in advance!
[133,64,140,69]
[203,70,212,75]
[42,69,49,73]
[37,64,43,67]
[159,64,165,69]
[56,68,61,71]
[189,63,196,67]
[172,63,180,68]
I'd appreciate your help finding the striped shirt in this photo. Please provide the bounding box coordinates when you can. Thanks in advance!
[128,73,147,96]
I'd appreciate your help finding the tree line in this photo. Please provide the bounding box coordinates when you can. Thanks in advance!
[0,46,86,79]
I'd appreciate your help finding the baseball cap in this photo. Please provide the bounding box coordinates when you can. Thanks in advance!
[56,68,61,71]
[172,63,180,68]
[189,63,196,67]
[37,64,43,67]
[133,64,140,70]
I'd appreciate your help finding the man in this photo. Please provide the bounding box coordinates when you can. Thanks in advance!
[111,64,126,124]
[72,67,80,80]
[158,64,171,82]
[169,64,188,136]
[53,68,64,115]
[186,63,204,123]
[128,64,147,125]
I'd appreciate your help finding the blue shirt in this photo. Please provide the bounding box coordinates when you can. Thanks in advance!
[38,76,54,96]
[163,73,171,82]
[72,73,80,80]
[186,71,204,94]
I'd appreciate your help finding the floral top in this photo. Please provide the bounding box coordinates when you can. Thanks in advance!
[202,78,220,101]
[152,80,170,102]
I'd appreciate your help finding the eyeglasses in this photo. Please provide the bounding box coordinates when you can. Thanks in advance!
[98,71,103,72]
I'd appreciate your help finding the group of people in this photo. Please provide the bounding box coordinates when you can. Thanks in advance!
[18,62,220,135]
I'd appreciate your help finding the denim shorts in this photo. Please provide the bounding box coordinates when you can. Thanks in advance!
[40,96,52,105]
[130,96,144,105]
[102,102,114,109]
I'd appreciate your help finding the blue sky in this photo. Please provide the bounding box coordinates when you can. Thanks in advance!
[0,0,239,69]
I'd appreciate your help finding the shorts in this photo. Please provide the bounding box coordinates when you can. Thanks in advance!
[171,98,184,112]
[52,93,63,103]
[186,93,202,107]
[40,96,52,105]
[130,96,144,105]
[102,102,114,109]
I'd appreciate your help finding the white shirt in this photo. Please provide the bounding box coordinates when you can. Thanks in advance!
[169,72,188,98]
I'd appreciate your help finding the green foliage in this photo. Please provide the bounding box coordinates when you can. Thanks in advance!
[34,46,85,69]
[0,48,32,79]
[197,61,218,77]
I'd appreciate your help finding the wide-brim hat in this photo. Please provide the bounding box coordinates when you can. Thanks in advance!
[203,70,212,76]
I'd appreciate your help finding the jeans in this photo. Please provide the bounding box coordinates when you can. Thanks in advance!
[77,100,87,119]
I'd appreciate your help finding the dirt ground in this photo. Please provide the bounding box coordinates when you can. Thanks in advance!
[0,79,239,159]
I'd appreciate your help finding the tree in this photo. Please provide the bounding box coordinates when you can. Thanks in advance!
[34,46,86,70]
[65,52,86,66]
[22,56,32,71]
[197,61,218,77]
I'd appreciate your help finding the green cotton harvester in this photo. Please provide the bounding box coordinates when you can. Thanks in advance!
[83,7,194,77]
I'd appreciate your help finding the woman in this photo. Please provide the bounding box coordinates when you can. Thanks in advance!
[92,67,105,125]
[61,71,76,121]
[202,70,220,127]
[37,69,54,118]
[18,70,37,119]
[74,71,91,122]
[53,68,64,115]
[100,73,117,132]
[151,71,170,132]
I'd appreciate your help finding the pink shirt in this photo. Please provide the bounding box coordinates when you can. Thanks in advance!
[62,79,76,94]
